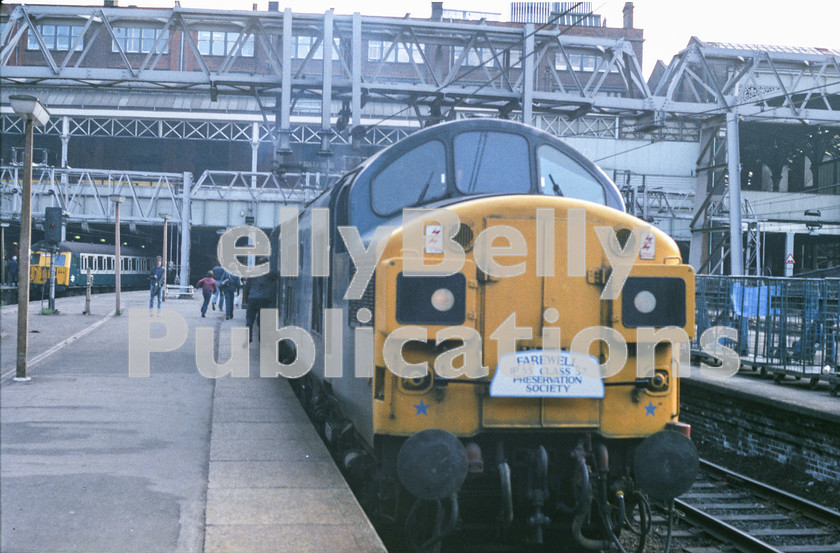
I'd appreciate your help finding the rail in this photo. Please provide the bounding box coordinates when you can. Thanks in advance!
[667,459,840,553]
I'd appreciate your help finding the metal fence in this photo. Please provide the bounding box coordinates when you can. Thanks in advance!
[695,275,840,395]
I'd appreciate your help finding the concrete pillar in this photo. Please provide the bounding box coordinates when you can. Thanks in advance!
[785,232,795,277]
[726,110,744,275]
[179,172,192,293]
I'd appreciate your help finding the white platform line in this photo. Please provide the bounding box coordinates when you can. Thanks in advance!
[1,310,116,384]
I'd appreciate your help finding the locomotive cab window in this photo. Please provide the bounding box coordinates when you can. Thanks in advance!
[454,131,530,194]
[371,140,446,216]
[537,144,605,205]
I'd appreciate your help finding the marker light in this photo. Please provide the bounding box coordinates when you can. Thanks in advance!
[431,288,455,312]
[634,290,657,314]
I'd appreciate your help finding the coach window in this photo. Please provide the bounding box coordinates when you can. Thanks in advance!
[537,144,605,205]
[454,131,530,194]
[371,140,446,216]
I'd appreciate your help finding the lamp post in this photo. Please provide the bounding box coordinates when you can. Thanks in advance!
[11,95,50,382]
[110,194,124,315]
[159,213,169,303]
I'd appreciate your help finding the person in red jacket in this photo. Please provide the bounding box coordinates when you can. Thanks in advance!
[195,271,217,318]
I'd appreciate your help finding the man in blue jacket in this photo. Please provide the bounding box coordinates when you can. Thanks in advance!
[220,271,241,320]
[211,264,225,312]
[149,256,164,314]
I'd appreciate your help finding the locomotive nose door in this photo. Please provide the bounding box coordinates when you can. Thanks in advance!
[479,211,602,430]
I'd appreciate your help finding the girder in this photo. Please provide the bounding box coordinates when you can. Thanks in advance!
[0,166,329,228]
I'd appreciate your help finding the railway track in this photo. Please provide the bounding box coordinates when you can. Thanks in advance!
[658,459,840,553]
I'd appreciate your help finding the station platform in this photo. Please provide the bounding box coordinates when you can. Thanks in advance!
[684,362,840,422]
[0,291,387,553]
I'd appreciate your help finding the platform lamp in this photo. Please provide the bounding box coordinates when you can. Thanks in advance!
[11,94,50,382]
[110,194,124,315]
[159,212,170,303]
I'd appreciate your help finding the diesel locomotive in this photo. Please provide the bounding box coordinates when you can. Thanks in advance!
[270,119,698,551]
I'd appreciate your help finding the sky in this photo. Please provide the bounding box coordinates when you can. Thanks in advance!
[16,0,840,78]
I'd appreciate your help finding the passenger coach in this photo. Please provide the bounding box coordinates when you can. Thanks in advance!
[30,241,151,291]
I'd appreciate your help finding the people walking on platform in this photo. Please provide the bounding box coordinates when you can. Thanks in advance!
[219,271,241,320]
[243,266,274,342]
[149,256,164,314]
[211,264,225,312]
[9,256,18,285]
[195,271,217,318]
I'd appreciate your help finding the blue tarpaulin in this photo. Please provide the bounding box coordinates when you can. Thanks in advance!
[730,283,779,318]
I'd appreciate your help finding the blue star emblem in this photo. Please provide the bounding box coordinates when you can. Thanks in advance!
[644,401,657,416]
[414,400,429,416]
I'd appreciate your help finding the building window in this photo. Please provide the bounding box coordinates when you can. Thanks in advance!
[557,53,602,73]
[27,24,85,51]
[368,40,396,62]
[197,31,254,57]
[367,40,423,63]
[112,27,169,54]
[293,35,339,60]
[396,43,423,64]
[453,46,495,67]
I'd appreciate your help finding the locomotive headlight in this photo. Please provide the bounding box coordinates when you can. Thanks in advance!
[397,273,466,325]
[621,277,686,328]
[431,288,455,312]
[633,290,657,314]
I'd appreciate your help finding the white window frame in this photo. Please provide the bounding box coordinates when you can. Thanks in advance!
[27,24,84,51]
[112,27,169,54]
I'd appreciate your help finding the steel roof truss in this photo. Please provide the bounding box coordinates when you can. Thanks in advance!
[20,7,59,75]
[138,15,177,74]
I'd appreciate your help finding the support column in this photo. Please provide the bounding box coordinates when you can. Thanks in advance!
[726,110,744,275]
[179,172,192,294]
[689,127,715,271]
[277,9,293,155]
[351,12,361,131]
[250,122,260,187]
[522,24,534,127]
[319,9,334,155]
[60,116,70,221]
[785,232,795,277]
[60,115,70,168]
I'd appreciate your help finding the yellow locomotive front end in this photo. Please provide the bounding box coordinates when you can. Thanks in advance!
[368,196,697,548]
[29,248,70,289]
[373,196,695,438]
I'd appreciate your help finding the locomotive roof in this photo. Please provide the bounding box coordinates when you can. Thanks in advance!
[33,241,148,257]
[326,118,624,233]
